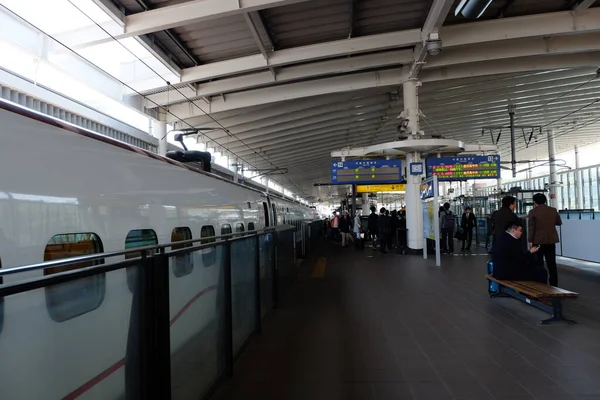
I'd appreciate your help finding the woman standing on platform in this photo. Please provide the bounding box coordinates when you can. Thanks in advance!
[461,207,476,251]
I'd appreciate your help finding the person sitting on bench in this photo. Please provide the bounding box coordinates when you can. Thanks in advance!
[491,221,548,283]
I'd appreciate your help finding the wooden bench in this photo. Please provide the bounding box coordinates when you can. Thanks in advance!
[484,274,579,325]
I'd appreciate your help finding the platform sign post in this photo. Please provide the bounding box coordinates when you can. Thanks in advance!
[421,176,441,267]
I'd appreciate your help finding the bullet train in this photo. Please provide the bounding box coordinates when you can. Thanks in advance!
[0,98,318,399]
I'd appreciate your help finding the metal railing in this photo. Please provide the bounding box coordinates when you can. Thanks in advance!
[0,225,312,400]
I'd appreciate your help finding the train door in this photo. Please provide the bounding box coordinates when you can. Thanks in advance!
[262,202,270,227]
[271,204,278,225]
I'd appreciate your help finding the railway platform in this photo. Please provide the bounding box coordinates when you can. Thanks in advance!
[211,244,600,400]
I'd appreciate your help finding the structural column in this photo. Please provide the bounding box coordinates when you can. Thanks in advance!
[403,78,423,252]
[151,108,168,156]
[575,145,584,209]
[362,193,370,214]
[547,130,559,209]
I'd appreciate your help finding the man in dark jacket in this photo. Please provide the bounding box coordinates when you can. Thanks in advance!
[460,207,476,251]
[339,210,352,247]
[528,193,562,286]
[493,196,520,240]
[439,203,455,254]
[367,206,379,245]
[492,221,547,283]
[377,207,391,254]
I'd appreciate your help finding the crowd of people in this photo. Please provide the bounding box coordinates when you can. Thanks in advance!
[323,192,562,287]
[324,206,407,254]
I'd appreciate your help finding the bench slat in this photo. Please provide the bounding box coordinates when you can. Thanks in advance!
[513,281,578,297]
[484,274,578,298]
[485,275,544,298]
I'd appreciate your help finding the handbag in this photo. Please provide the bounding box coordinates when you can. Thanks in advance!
[454,229,465,241]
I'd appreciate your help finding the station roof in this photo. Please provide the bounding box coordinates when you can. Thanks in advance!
[84,0,600,198]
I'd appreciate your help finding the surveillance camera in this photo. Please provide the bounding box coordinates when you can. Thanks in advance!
[425,32,442,56]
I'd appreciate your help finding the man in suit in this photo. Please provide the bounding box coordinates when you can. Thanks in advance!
[528,193,562,286]
[460,207,476,251]
[493,196,520,241]
[492,221,547,283]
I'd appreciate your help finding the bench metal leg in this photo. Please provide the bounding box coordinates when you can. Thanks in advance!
[540,299,577,325]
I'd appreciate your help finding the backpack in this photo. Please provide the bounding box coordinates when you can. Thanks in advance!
[443,210,455,229]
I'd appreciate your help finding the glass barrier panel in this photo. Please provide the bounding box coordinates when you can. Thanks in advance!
[259,232,274,319]
[276,229,297,298]
[230,236,257,356]
[169,246,225,400]
[0,267,137,400]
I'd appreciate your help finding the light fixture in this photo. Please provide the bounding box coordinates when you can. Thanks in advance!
[455,0,494,19]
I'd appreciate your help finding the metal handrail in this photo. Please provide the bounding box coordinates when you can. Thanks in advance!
[0,227,282,278]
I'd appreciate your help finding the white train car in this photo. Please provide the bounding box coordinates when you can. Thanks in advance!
[0,99,317,399]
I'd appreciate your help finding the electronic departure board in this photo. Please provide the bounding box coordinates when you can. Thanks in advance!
[331,159,402,185]
[426,155,501,181]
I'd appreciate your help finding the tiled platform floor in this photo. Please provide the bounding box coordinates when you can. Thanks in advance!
[211,243,600,400]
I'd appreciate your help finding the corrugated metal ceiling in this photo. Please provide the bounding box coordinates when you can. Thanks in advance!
[103,0,600,197]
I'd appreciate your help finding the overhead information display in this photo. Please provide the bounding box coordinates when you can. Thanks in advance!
[356,184,405,193]
[426,155,501,181]
[331,160,402,185]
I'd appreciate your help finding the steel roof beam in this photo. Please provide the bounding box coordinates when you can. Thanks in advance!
[222,120,386,153]
[178,30,419,85]
[425,32,600,71]
[229,122,386,155]
[146,50,411,107]
[420,69,597,101]
[421,102,600,133]
[166,68,406,119]
[124,0,312,39]
[421,52,600,83]
[165,53,599,121]
[218,95,391,134]
[573,0,597,13]
[213,113,387,147]
[186,102,389,141]
[180,90,389,126]
[424,99,600,128]
[440,7,600,48]
[420,82,600,115]
[137,7,600,93]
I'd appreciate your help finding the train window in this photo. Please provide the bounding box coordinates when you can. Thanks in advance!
[201,226,216,267]
[171,227,193,278]
[43,233,105,322]
[235,223,245,236]
[221,224,232,236]
[125,229,158,292]
[247,202,251,209]
[248,222,255,231]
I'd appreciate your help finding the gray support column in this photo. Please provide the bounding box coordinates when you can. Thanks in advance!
[351,184,357,217]
[403,78,423,252]
[547,129,559,209]
[362,193,370,214]
[262,176,269,194]
[405,152,423,251]
[151,108,168,156]
[575,145,584,209]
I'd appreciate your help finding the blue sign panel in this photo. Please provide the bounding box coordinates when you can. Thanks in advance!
[331,159,402,185]
[426,155,501,181]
